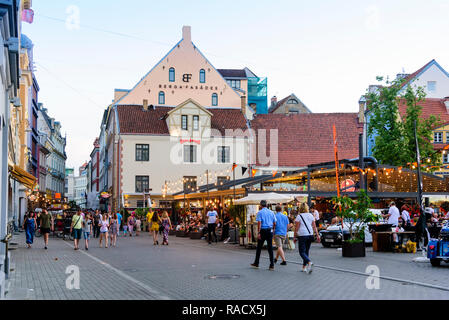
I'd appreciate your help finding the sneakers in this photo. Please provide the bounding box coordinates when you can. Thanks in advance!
[274,258,278,264]
[269,265,275,271]
[280,261,287,266]
[250,263,259,269]
[301,266,306,272]
[305,262,314,274]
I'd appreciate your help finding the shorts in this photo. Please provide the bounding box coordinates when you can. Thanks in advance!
[274,235,286,247]
[73,228,82,240]
[41,228,51,234]
[83,231,90,240]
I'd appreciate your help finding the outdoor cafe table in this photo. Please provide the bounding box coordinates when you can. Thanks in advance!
[372,231,415,252]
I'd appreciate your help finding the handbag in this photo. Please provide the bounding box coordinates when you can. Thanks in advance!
[71,216,81,236]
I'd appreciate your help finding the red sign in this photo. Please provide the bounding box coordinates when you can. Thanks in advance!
[180,139,200,144]
[340,179,355,192]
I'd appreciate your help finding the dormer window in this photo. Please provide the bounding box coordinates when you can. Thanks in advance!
[193,115,199,131]
[287,99,298,104]
[212,93,218,106]
[181,115,188,130]
[169,67,175,82]
[199,69,205,83]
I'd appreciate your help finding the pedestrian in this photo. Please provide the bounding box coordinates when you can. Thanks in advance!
[274,205,289,266]
[70,210,83,250]
[310,203,321,227]
[83,213,92,250]
[161,211,172,245]
[135,216,141,236]
[109,213,118,247]
[93,210,101,238]
[221,211,231,243]
[116,211,122,236]
[23,212,37,248]
[150,210,161,245]
[294,203,320,273]
[99,214,110,248]
[127,213,135,237]
[251,200,277,271]
[39,209,54,250]
[206,206,219,244]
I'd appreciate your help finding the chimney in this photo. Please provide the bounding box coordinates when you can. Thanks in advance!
[444,97,449,114]
[241,96,246,114]
[143,99,148,111]
[182,26,191,42]
[271,96,277,107]
[358,96,366,123]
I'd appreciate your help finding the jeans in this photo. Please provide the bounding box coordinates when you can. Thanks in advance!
[208,223,217,243]
[253,229,274,266]
[298,235,314,266]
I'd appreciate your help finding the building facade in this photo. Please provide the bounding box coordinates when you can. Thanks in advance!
[98,26,256,211]
[73,163,88,209]
[268,94,311,115]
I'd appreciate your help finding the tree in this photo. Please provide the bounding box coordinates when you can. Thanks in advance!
[366,77,441,169]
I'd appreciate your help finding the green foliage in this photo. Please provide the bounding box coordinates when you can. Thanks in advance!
[228,204,246,228]
[366,77,441,169]
[332,190,378,243]
[134,208,148,219]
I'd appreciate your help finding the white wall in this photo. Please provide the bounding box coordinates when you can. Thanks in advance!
[400,63,449,98]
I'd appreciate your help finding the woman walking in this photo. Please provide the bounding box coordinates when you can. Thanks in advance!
[150,211,161,245]
[109,213,118,247]
[40,209,53,250]
[83,213,92,250]
[294,203,320,273]
[161,211,172,245]
[23,212,37,248]
[135,216,141,236]
[127,213,135,237]
[99,214,110,248]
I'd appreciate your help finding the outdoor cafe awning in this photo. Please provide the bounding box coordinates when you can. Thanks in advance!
[234,192,295,205]
[8,164,36,190]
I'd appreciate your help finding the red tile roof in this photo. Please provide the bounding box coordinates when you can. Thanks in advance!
[116,105,248,135]
[398,98,449,126]
[250,113,363,167]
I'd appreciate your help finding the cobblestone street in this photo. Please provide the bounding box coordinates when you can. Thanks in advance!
[5,231,449,300]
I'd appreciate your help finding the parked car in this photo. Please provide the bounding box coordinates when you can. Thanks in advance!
[319,209,384,247]
[427,223,449,267]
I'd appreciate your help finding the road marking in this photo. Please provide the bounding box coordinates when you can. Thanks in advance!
[63,241,171,300]
[175,240,449,293]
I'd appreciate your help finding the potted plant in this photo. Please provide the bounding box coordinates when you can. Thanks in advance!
[239,227,247,246]
[332,189,378,257]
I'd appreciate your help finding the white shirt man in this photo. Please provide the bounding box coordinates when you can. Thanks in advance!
[386,203,400,226]
[313,209,320,222]
[207,210,218,224]
[401,210,410,224]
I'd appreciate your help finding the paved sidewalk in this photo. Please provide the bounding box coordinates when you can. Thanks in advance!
[5,232,449,300]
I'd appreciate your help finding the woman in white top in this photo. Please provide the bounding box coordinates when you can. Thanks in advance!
[401,205,411,227]
[294,203,320,274]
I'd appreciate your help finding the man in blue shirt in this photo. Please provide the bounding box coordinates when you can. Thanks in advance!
[274,205,289,265]
[116,212,122,236]
[251,200,277,270]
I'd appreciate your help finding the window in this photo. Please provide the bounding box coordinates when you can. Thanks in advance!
[183,176,197,192]
[181,115,188,130]
[289,109,299,114]
[183,145,197,163]
[444,153,449,164]
[217,146,230,163]
[135,144,149,161]
[287,99,298,104]
[226,79,241,89]
[199,69,205,83]
[212,93,218,106]
[136,200,145,208]
[434,132,443,143]
[158,91,165,104]
[427,81,436,92]
[169,67,175,82]
[193,115,199,131]
[446,132,449,143]
[135,176,149,193]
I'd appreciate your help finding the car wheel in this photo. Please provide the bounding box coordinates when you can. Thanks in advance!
[430,259,441,267]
